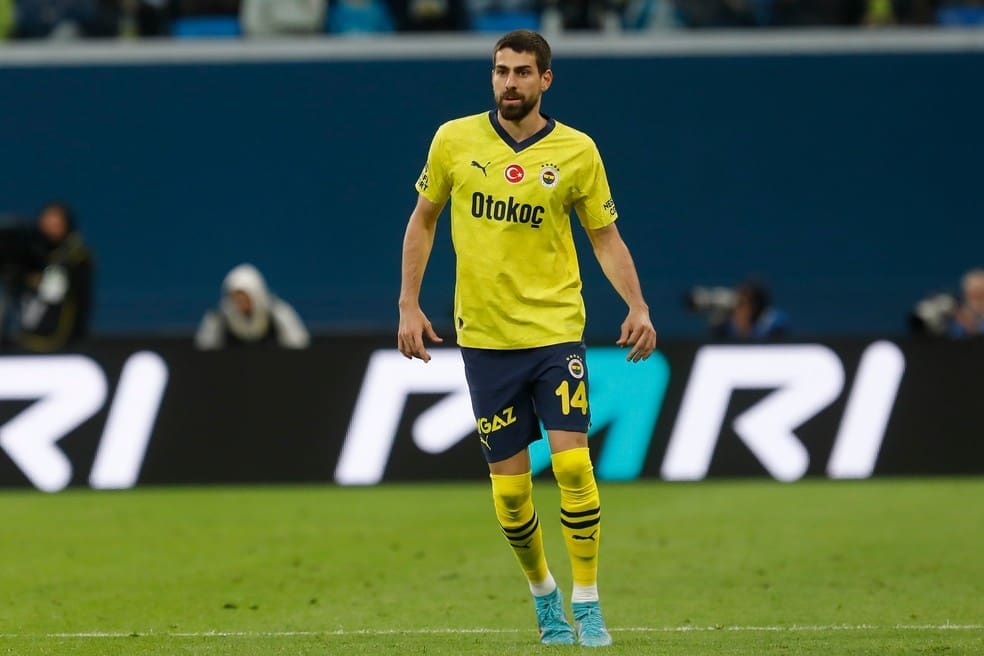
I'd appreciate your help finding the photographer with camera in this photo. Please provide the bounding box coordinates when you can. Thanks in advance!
[685,278,790,341]
[0,202,94,352]
[0,216,43,341]
[950,269,984,338]
[910,268,984,339]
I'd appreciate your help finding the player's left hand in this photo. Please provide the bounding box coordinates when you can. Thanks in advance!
[616,306,657,362]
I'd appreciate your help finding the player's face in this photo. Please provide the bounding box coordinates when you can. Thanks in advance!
[492,48,552,122]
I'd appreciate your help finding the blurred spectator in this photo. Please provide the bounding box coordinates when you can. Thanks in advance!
[1,0,173,39]
[861,0,897,24]
[541,0,625,31]
[195,263,310,350]
[122,0,175,37]
[387,0,467,30]
[0,0,14,39]
[671,0,768,26]
[13,0,120,38]
[168,0,240,37]
[0,214,42,345]
[950,269,984,337]
[9,202,94,352]
[685,278,790,341]
[0,0,957,38]
[176,0,240,14]
[937,1,984,26]
[671,0,939,27]
[466,0,539,31]
[910,269,984,339]
[328,0,396,33]
[622,0,684,29]
[241,0,326,36]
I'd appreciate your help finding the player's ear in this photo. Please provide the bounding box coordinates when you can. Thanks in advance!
[541,69,553,92]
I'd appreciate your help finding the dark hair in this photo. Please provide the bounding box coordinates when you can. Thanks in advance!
[737,281,770,321]
[493,30,551,75]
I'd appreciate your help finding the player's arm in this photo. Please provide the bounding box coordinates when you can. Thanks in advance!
[585,222,657,362]
[398,194,446,362]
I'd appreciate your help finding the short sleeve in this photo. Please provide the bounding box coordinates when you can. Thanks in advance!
[573,140,618,230]
[415,125,452,205]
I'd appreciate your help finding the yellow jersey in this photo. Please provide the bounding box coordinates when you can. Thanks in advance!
[415,110,618,349]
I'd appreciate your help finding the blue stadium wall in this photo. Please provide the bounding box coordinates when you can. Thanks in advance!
[1,36,982,338]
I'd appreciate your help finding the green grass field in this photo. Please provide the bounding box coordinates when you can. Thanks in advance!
[1,478,982,655]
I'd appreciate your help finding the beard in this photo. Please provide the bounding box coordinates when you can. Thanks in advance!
[496,91,539,121]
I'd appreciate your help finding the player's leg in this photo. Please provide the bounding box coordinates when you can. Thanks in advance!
[547,434,611,647]
[548,434,599,592]
[488,449,550,593]
[535,343,613,647]
[461,346,573,645]
[489,451,573,645]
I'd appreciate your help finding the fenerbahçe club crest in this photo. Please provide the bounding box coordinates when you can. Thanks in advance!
[539,163,560,188]
[567,354,585,379]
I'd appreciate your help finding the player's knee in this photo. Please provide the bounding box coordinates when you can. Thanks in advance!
[492,485,531,513]
[490,473,533,513]
[551,447,594,489]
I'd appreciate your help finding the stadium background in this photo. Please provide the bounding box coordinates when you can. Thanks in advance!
[1,27,982,656]
[2,33,982,339]
[0,32,982,490]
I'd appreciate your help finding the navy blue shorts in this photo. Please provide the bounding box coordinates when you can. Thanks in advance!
[460,341,591,463]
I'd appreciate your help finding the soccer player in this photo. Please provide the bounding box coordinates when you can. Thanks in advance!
[397,29,657,647]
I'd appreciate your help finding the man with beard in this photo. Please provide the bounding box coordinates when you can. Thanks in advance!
[14,202,94,353]
[397,30,656,647]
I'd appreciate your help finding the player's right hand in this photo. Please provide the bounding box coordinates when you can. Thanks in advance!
[398,306,443,362]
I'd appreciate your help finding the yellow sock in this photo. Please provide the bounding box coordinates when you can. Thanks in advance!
[552,447,601,589]
[490,472,550,587]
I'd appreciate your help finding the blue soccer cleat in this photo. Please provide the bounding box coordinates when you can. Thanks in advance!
[572,601,613,647]
[534,588,576,645]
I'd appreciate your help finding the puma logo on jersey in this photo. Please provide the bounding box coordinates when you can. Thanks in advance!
[471,160,491,176]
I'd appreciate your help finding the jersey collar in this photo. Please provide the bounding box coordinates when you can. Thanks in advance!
[488,109,556,153]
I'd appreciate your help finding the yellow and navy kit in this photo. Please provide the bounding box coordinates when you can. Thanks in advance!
[415,110,618,349]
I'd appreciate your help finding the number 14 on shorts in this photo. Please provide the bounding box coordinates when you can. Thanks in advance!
[555,380,588,415]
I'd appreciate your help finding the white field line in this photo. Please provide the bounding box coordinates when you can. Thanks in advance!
[0,624,981,639]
